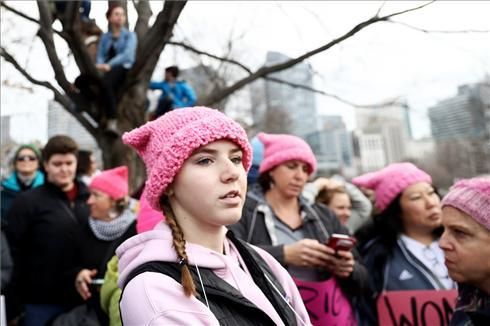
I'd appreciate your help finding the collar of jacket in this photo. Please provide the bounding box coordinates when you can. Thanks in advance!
[1,171,44,191]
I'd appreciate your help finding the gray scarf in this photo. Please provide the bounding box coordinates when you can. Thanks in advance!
[89,208,135,241]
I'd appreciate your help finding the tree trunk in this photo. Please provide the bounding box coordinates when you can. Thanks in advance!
[95,80,148,193]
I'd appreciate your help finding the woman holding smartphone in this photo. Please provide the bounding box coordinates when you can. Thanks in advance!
[117,108,309,325]
[230,132,368,326]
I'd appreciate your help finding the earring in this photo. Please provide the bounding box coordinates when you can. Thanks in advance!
[108,208,118,219]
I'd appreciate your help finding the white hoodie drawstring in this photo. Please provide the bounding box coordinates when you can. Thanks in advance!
[263,273,309,326]
[195,263,210,309]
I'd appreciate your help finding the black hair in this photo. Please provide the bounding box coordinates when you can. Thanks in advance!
[258,172,273,192]
[165,66,179,78]
[76,149,93,176]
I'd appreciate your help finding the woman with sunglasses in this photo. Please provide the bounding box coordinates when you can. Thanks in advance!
[1,144,44,223]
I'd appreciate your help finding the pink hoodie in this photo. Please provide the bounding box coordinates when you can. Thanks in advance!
[117,222,311,325]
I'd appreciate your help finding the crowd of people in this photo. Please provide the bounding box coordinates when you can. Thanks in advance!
[1,2,489,326]
[1,106,489,326]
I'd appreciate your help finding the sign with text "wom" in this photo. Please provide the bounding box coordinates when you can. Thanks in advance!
[377,289,458,326]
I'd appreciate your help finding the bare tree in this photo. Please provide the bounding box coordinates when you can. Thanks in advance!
[0,0,435,189]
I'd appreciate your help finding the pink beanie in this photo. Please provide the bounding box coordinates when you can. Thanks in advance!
[352,162,432,213]
[136,190,164,233]
[442,177,490,230]
[122,107,252,211]
[258,132,317,175]
[89,166,128,200]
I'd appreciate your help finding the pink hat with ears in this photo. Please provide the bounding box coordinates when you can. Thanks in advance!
[352,162,432,213]
[258,132,317,175]
[89,166,128,200]
[122,107,252,211]
[442,177,490,230]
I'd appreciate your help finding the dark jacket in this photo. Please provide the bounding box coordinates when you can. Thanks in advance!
[230,186,369,300]
[6,181,90,304]
[1,229,13,292]
[121,231,298,326]
[358,235,451,325]
[1,171,44,223]
[450,284,490,326]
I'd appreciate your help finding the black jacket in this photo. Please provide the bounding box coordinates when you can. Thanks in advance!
[6,181,90,304]
[230,187,369,300]
[122,231,298,326]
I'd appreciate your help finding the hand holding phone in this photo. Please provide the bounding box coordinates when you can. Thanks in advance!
[326,234,356,252]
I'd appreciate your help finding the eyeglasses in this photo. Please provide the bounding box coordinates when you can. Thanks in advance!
[423,247,449,279]
[16,155,38,162]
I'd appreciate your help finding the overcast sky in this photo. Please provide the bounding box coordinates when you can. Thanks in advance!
[2,1,490,144]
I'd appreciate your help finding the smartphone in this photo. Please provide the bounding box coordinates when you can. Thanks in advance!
[326,234,356,251]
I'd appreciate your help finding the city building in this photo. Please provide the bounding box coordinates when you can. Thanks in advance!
[354,101,411,172]
[306,115,355,176]
[47,100,101,161]
[252,51,317,138]
[428,80,490,177]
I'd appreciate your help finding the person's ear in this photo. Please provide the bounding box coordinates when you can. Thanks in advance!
[166,185,175,197]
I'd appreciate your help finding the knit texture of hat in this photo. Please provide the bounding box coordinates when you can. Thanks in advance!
[122,107,252,211]
[89,166,128,200]
[258,132,317,175]
[352,162,432,213]
[15,144,42,162]
[442,177,490,230]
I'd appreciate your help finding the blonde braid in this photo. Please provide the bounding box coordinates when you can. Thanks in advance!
[160,197,197,297]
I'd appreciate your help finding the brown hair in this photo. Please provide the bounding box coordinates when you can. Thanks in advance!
[316,186,347,206]
[159,196,197,297]
[43,135,78,162]
[105,2,124,19]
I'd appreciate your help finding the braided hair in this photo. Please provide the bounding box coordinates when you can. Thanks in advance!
[159,196,197,297]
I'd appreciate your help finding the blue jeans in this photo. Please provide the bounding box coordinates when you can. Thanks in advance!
[23,304,68,326]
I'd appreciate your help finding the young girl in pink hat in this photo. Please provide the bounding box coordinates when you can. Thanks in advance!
[117,107,309,325]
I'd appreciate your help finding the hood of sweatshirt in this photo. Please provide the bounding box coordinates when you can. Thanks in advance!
[117,221,248,288]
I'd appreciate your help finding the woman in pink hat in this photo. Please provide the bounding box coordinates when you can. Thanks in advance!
[353,163,456,323]
[230,132,368,326]
[117,107,309,325]
[53,166,137,325]
[439,177,490,325]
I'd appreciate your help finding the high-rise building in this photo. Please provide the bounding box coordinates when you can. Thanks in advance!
[252,51,317,138]
[428,81,490,177]
[47,100,101,160]
[354,101,411,172]
[1,115,11,145]
[306,115,354,175]
[429,83,490,140]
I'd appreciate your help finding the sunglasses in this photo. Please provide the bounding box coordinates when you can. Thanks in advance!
[16,155,38,162]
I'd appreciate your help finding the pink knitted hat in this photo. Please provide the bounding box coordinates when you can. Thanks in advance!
[122,107,252,211]
[258,132,317,175]
[136,190,164,233]
[352,162,432,213]
[89,166,128,200]
[442,177,490,230]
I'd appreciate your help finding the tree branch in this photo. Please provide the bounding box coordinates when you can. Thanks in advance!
[168,41,253,74]
[134,0,153,40]
[200,1,436,106]
[36,0,71,92]
[0,1,64,37]
[0,46,97,135]
[388,20,490,34]
[129,1,187,82]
